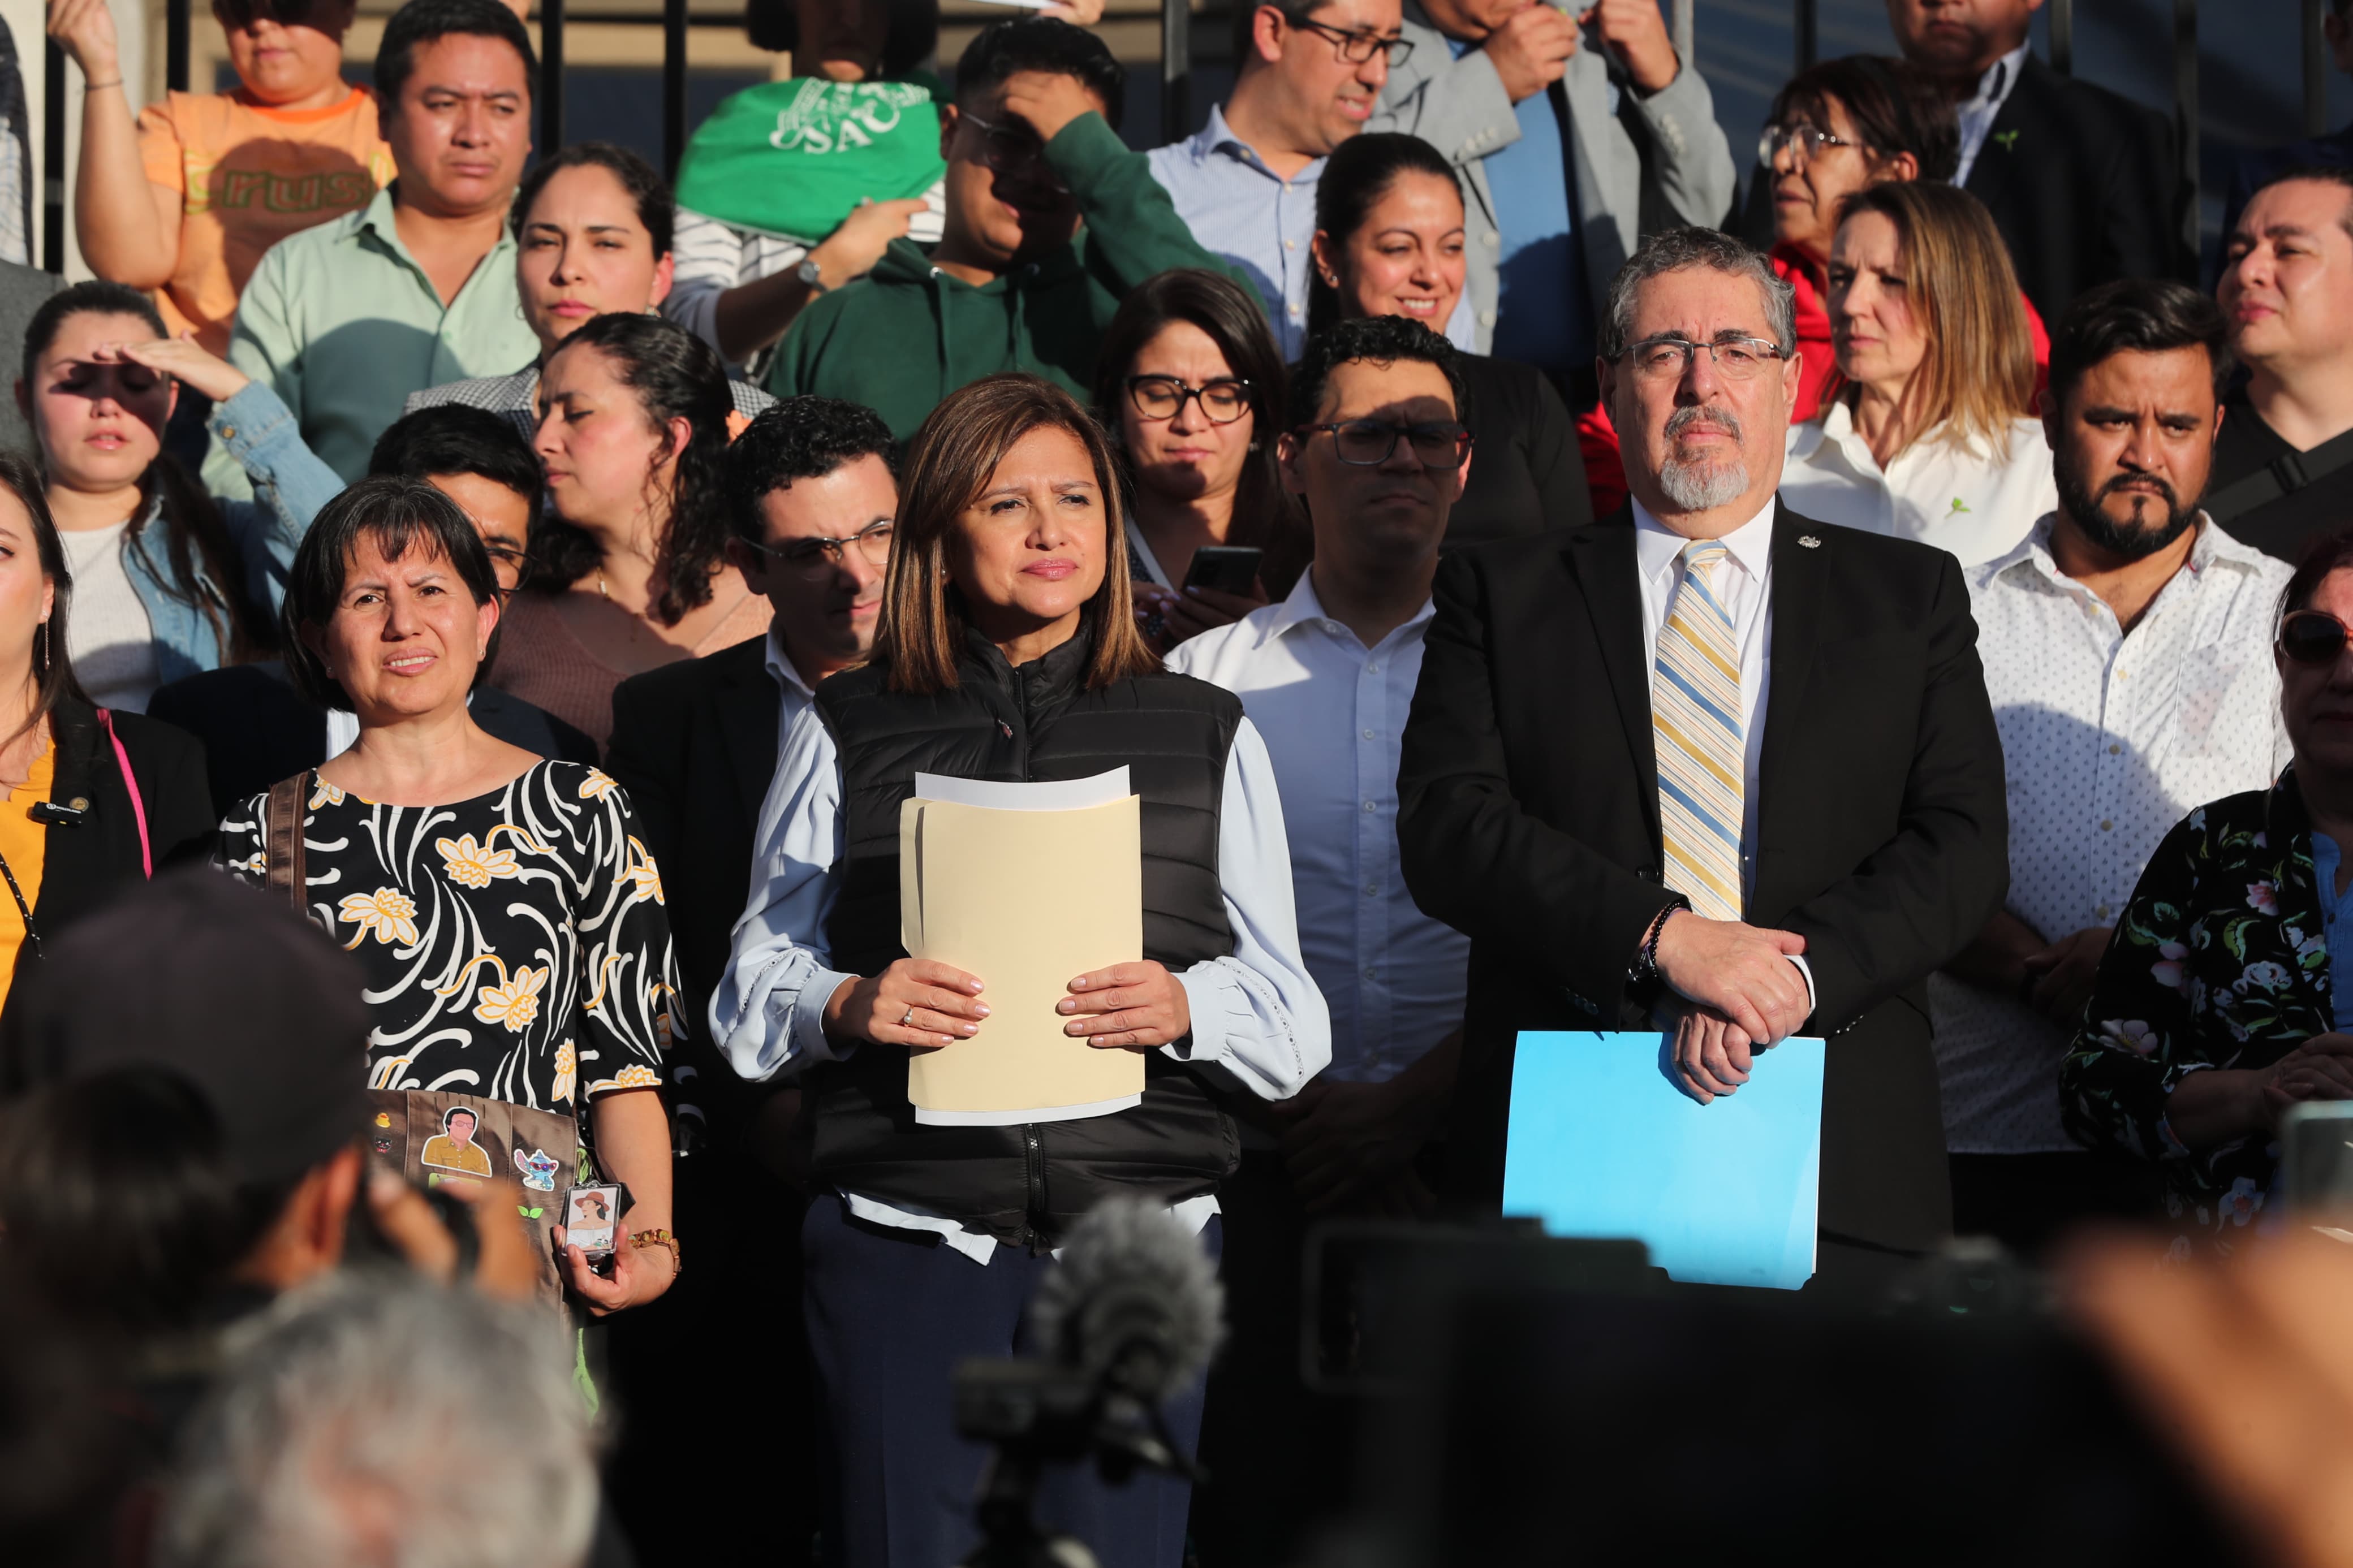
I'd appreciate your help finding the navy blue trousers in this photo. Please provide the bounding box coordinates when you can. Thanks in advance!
[801,1194,1213,1568]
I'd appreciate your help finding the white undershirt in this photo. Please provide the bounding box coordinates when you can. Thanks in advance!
[58,520,160,713]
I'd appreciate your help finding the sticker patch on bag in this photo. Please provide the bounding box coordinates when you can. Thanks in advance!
[419,1105,494,1177]
[512,1146,560,1191]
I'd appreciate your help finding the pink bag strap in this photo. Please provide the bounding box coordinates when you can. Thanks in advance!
[96,709,152,879]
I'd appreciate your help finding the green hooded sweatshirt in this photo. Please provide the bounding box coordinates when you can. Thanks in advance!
[765,112,1252,438]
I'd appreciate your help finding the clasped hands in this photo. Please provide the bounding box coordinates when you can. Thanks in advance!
[1652,910,1811,1105]
[824,957,1190,1052]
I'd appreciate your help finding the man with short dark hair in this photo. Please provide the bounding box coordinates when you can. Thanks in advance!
[765,18,1247,437]
[1398,226,2009,1295]
[2209,167,2353,561]
[1884,0,2188,326]
[212,0,541,489]
[600,395,897,1568]
[151,404,594,805]
[1937,279,2291,1255]
[1150,0,1446,356]
[1166,314,1470,1563]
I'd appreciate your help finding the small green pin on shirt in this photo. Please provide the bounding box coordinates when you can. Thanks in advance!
[1992,130,2020,152]
[1949,497,1972,516]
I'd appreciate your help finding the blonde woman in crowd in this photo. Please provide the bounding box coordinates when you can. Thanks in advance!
[1779,180,2056,568]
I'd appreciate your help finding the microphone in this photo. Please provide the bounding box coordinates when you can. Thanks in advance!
[1028,1198,1225,1410]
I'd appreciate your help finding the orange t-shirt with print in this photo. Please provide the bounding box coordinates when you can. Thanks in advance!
[136,86,395,354]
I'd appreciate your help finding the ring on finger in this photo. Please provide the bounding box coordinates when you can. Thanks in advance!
[899,1007,916,1027]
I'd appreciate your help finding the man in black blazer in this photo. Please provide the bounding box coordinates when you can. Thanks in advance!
[597,397,895,1564]
[1397,227,2008,1294]
[1888,0,2191,326]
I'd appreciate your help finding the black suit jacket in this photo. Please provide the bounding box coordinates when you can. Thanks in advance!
[1395,506,2008,1252]
[1964,54,2192,326]
[604,634,781,1144]
[146,661,598,809]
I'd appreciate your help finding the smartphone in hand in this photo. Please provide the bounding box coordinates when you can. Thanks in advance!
[1182,545,1263,598]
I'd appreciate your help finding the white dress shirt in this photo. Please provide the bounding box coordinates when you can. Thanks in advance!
[1780,405,2058,569]
[708,697,1331,1262]
[1165,573,1469,1083]
[1634,499,1816,1008]
[1933,516,2294,1152]
[1954,43,2031,187]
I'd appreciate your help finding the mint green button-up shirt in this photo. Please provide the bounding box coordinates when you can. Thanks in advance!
[215,183,541,489]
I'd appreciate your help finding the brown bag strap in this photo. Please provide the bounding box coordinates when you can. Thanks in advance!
[264,773,308,913]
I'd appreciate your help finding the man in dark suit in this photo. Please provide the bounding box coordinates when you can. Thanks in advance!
[1886,0,2190,326]
[1396,226,2009,1295]
[149,406,593,805]
[597,396,894,1566]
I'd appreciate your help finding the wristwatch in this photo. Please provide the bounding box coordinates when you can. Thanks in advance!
[796,257,828,294]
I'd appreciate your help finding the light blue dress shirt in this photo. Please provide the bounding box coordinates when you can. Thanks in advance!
[2309,833,2353,1033]
[1446,42,1589,377]
[1147,104,1478,358]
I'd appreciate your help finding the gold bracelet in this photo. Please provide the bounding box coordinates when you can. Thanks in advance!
[629,1228,682,1276]
[83,78,122,90]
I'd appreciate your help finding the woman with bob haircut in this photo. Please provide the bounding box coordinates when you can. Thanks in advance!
[218,477,682,1315]
[712,372,1328,1568]
[1092,267,1302,651]
[1778,179,2055,568]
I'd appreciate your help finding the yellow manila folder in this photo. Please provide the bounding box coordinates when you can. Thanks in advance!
[897,792,1145,1125]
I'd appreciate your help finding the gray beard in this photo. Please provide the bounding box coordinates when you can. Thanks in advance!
[1657,454,1751,512]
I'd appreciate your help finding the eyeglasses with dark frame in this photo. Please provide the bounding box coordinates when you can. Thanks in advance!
[958,110,1070,195]
[1287,16,1415,66]
[745,520,897,581]
[1126,375,1253,425]
[1296,419,1474,468]
[1617,333,1787,382]
[1757,123,1863,167]
[2280,609,2353,666]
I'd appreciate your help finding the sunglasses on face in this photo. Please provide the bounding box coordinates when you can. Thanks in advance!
[2281,610,2353,666]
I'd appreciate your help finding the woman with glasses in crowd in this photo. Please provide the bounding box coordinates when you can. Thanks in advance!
[1777,180,2057,568]
[407,141,772,441]
[1751,54,2048,422]
[0,452,213,1014]
[711,371,1326,1568]
[1306,133,1590,544]
[1093,268,1300,654]
[2062,535,2353,1258]
[218,476,680,1311]
[19,280,347,712]
[498,312,770,751]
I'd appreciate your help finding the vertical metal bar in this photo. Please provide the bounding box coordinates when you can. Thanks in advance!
[42,38,61,275]
[1160,0,1189,146]
[2050,0,2072,76]
[2308,0,2330,138]
[538,0,564,153]
[662,0,686,177]
[167,0,191,93]
[1794,0,1816,71]
[2176,0,2198,260]
[1671,0,1693,69]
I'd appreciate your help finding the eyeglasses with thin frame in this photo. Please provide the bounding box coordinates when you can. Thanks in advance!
[1297,419,1473,468]
[958,110,1069,194]
[1618,332,1787,383]
[746,520,896,580]
[2280,609,2353,666]
[1127,374,1253,425]
[1757,123,1861,167]
[1287,15,1415,66]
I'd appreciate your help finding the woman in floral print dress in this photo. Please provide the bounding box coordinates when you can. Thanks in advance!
[218,478,680,1314]
[2062,537,2353,1260]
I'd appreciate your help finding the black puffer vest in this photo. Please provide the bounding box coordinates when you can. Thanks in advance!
[808,624,1245,1248]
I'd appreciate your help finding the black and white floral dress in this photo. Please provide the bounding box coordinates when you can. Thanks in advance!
[219,762,677,1115]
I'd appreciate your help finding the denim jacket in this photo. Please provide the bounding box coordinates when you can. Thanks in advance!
[127,380,343,686]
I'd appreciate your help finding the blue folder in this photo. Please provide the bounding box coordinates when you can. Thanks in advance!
[1501,1030,1827,1291]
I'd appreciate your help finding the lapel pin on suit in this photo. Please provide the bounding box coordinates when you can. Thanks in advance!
[1799,534,1822,548]
[1993,130,2020,153]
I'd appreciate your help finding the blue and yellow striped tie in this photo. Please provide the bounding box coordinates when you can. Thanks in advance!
[1654,541,1744,921]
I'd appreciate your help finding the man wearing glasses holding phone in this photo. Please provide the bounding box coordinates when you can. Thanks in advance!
[1399,227,2009,1298]
[1945,279,2292,1258]
[765,17,1246,439]
[1148,0,1453,357]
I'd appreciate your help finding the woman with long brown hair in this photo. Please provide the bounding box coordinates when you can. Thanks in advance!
[711,372,1326,1568]
[1779,180,2057,567]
